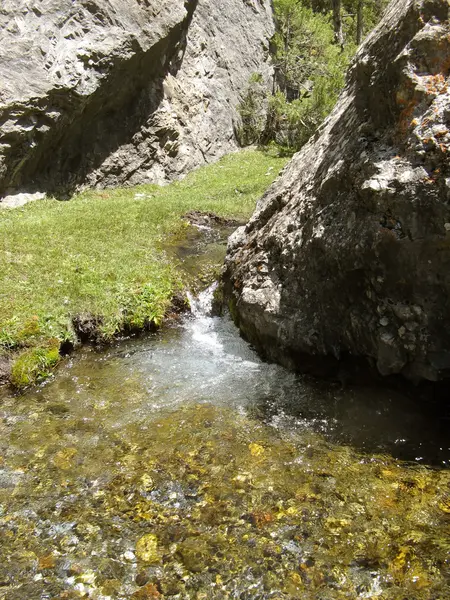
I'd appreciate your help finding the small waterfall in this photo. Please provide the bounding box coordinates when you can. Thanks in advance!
[187,281,218,318]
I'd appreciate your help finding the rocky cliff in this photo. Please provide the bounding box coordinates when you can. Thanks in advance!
[0,0,274,197]
[224,0,450,383]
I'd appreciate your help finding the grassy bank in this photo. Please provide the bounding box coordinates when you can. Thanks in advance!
[0,150,287,388]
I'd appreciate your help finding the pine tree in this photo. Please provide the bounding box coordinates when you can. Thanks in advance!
[356,0,364,45]
[237,0,390,152]
[332,0,344,49]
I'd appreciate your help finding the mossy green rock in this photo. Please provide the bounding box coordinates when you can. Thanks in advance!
[10,343,60,388]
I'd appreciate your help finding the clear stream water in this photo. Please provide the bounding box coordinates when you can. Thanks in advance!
[0,227,449,600]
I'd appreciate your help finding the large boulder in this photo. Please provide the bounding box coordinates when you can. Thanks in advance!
[224,0,450,383]
[0,0,274,197]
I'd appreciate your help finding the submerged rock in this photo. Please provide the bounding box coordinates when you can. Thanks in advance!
[136,534,160,565]
[224,0,450,383]
[0,0,274,197]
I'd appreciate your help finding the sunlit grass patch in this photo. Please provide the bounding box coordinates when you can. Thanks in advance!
[0,149,288,386]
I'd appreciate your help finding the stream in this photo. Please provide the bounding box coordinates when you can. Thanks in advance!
[0,225,449,600]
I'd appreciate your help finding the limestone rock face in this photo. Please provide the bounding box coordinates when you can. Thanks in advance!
[0,0,274,197]
[224,0,450,382]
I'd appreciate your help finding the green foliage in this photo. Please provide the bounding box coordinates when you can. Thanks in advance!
[0,150,287,386]
[237,0,387,154]
[236,73,268,146]
[340,0,391,44]
[270,0,356,151]
[274,1,350,94]
[302,0,390,41]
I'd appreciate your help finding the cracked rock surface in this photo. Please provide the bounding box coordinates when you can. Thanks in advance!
[224,0,450,383]
[0,0,274,197]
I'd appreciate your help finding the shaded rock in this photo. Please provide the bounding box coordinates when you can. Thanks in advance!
[0,0,274,197]
[224,0,450,383]
[169,292,190,316]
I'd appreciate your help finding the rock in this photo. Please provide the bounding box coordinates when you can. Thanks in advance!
[224,0,450,383]
[123,551,136,563]
[182,210,241,228]
[0,0,274,198]
[38,553,56,570]
[0,192,45,209]
[131,583,161,599]
[135,571,150,587]
[135,534,160,564]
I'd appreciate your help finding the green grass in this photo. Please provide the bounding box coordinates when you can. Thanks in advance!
[0,149,287,386]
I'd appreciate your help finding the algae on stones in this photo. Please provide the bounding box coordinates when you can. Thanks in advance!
[1,399,449,599]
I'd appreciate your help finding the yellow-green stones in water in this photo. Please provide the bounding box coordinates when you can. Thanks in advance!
[1,285,449,599]
[136,534,160,564]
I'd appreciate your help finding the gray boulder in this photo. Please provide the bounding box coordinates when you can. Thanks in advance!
[224,0,450,383]
[0,0,274,197]
[0,191,46,209]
